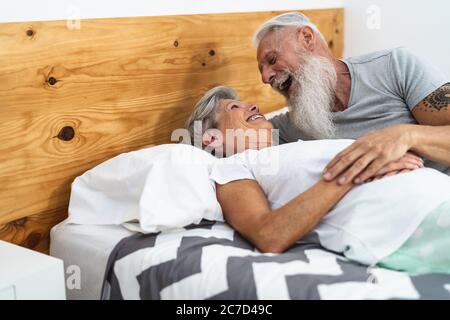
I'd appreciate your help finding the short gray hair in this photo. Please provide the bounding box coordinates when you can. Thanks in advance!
[252,12,324,48]
[185,86,239,144]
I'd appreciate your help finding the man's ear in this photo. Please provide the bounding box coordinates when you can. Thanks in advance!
[297,26,315,51]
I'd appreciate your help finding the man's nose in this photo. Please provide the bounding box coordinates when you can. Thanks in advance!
[261,67,276,84]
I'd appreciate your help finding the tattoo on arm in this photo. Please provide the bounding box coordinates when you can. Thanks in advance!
[420,82,450,112]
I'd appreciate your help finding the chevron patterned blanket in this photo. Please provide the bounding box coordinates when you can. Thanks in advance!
[101,220,450,300]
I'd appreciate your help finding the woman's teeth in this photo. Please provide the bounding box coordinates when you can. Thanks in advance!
[247,114,264,122]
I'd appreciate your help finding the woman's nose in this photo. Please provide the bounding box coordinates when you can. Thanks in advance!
[249,104,259,113]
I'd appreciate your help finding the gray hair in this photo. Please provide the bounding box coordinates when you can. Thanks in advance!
[252,12,324,48]
[185,86,239,144]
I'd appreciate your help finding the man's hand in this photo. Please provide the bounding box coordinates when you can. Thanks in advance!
[323,125,421,184]
[370,153,424,181]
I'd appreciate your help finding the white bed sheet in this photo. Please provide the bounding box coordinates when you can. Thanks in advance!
[49,220,135,300]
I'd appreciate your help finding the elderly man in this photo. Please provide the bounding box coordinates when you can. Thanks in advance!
[254,12,450,184]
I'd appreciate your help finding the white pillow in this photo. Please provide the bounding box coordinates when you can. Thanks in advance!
[67,143,223,233]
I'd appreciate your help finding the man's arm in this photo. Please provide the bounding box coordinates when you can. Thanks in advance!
[409,83,450,163]
[216,178,352,253]
[323,83,450,184]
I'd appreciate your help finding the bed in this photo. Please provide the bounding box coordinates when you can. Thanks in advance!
[50,220,450,300]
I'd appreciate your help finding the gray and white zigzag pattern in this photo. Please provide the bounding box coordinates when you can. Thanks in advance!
[102,221,450,300]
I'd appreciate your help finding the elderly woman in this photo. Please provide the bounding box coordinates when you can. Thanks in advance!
[186,86,450,274]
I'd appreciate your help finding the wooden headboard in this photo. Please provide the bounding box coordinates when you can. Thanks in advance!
[0,9,343,253]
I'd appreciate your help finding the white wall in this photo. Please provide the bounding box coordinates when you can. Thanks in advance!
[0,0,342,22]
[343,0,450,77]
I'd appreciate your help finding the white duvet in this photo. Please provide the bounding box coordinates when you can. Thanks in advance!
[210,139,450,265]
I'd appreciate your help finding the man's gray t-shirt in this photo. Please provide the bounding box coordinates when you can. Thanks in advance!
[270,47,449,175]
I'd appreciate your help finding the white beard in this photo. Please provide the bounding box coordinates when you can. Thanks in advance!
[288,54,337,140]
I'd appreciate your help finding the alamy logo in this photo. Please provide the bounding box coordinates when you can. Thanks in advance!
[171,122,280,176]
[66,5,81,30]
[366,5,381,30]
[66,265,81,290]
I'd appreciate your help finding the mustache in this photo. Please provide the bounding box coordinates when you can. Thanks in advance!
[271,71,293,93]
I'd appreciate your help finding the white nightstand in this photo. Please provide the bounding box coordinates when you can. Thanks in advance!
[0,240,66,300]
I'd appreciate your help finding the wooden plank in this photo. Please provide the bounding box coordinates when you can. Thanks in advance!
[0,210,65,254]
[0,9,344,252]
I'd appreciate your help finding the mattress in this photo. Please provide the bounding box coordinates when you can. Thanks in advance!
[49,220,134,300]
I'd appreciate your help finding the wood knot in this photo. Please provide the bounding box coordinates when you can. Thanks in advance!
[202,62,206,67]
[48,77,58,85]
[328,40,334,49]
[209,49,215,56]
[26,29,35,37]
[24,232,41,249]
[173,40,179,47]
[13,218,27,226]
[57,126,75,141]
